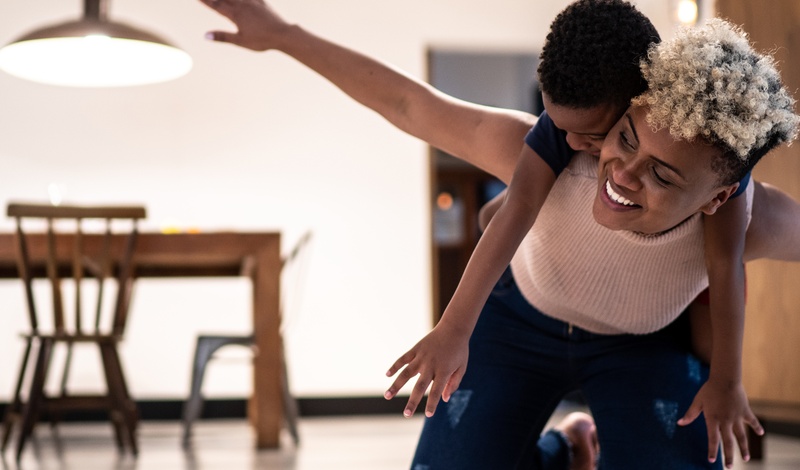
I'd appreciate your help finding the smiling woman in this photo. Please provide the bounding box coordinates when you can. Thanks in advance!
[194,0,800,467]
[592,105,735,235]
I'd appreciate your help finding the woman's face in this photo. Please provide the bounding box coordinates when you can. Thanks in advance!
[542,93,621,157]
[593,105,737,235]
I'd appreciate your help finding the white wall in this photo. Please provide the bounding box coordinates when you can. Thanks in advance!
[0,0,680,400]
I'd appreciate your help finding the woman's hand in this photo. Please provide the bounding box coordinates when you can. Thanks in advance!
[198,0,291,51]
[384,323,471,418]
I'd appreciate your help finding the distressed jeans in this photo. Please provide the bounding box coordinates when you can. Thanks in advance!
[410,269,720,470]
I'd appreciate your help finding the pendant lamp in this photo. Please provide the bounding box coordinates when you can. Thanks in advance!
[0,0,192,87]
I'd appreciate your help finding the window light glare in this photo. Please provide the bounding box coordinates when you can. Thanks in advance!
[437,192,455,211]
[677,0,699,25]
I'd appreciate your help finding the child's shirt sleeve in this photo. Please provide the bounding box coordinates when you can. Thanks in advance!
[730,171,751,199]
[524,110,576,176]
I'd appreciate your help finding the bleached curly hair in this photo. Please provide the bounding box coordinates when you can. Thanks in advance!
[633,18,799,185]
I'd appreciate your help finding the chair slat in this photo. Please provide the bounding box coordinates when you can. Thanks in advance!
[94,224,113,333]
[73,226,83,334]
[13,222,38,333]
[112,226,139,337]
[45,220,65,335]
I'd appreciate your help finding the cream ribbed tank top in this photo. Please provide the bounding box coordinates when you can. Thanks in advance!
[509,152,753,335]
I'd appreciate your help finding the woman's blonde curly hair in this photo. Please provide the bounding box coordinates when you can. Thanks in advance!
[633,18,799,184]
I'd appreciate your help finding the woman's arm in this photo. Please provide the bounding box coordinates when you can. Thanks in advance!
[197,0,535,183]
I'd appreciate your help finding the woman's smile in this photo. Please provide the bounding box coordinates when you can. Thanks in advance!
[604,180,638,207]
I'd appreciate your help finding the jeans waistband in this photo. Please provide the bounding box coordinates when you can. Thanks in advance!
[494,267,687,344]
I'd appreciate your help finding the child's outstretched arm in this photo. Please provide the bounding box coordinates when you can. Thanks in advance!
[385,145,555,418]
[197,0,533,184]
[678,193,764,468]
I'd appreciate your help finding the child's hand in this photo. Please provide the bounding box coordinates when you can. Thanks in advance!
[384,324,471,418]
[678,379,764,468]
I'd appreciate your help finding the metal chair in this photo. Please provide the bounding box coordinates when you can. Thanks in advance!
[0,202,146,460]
[181,231,311,448]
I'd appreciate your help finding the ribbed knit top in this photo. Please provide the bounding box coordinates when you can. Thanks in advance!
[509,152,753,335]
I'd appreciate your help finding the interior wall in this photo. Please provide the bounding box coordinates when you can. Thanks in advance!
[0,0,679,400]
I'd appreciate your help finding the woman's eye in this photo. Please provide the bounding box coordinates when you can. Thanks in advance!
[652,168,671,186]
[619,131,634,150]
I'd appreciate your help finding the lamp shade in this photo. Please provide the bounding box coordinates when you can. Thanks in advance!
[0,1,191,87]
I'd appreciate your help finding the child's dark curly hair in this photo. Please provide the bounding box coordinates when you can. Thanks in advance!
[538,0,660,110]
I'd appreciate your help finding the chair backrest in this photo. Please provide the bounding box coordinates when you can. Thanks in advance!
[7,202,147,338]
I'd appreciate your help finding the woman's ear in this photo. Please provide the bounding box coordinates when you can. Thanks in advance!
[700,183,740,215]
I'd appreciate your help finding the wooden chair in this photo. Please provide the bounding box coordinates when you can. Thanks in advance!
[181,231,311,448]
[0,202,146,461]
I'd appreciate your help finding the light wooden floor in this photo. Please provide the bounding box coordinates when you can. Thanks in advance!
[4,408,800,469]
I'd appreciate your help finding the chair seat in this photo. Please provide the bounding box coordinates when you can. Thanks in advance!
[181,333,301,447]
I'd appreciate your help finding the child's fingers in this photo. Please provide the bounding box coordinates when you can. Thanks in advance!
[721,424,736,468]
[677,400,702,426]
[733,422,751,462]
[745,412,765,436]
[707,425,720,464]
[386,351,415,378]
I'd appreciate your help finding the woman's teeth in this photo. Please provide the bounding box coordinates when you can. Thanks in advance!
[606,180,635,206]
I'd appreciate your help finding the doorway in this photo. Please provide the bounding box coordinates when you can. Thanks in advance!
[427,48,541,323]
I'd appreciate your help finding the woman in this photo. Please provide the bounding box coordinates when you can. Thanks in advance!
[195,1,799,468]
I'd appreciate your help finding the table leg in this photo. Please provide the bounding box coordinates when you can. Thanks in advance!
[251,241,283,448]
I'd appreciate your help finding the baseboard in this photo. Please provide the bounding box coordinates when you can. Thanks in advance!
[0,395,420,422]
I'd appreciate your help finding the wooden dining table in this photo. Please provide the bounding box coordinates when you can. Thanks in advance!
[0,231,284,449]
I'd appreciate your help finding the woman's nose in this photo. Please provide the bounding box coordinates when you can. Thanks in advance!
[610,159,642,191]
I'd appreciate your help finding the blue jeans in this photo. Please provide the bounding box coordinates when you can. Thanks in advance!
[410,269,720,470]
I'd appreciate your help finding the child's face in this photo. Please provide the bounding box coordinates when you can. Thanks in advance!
[542,93,621,157]
[593,105,735,235]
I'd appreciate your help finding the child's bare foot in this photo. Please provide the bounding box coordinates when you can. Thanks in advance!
[555,412,599,470]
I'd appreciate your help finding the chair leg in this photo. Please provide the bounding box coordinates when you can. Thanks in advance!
[182,337,215,447]
[51,341,75,429]
[1,338,34,453]
[107,408,127,453]
[182,336,253,447]
[16,338,54,462]
[98,342,128,452]
[281,349,300,446]
[99,341,139,456]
